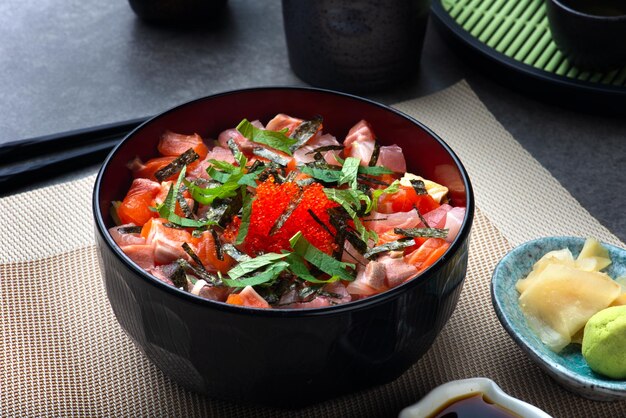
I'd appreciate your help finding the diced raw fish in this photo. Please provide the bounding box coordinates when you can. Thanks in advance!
[188,146,235,179]
[377,145,406,173]
[284,297,332,309]
[346,269,378,296]
[293,133,341,164]
[444,207,465,242]
[148,264,178,286]
[265,114,303,136]
[109,224,146,246]
[378,255,418,288]
[121,244,155,270]
[158,131,208,159]
[344,120,375,147]
[367,209,421,234]
[344,120,376,166]
[154,240,188,265]
[422,204,453,229]
[360,261,387,291]
[197,284,231,302]
[323,281,352,304]
[238,285,270,308]
[142,218,192,263]
[341,241,369,266]
[117,178,162,225]
[217,128,256,154]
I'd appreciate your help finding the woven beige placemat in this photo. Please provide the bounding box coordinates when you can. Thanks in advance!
[1,81,625,417]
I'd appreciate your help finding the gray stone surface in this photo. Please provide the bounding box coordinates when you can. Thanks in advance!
[1,0,624,241]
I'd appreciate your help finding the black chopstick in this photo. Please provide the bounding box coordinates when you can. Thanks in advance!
[0,117,149,195]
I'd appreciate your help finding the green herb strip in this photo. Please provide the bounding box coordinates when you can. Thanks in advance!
[371,180,401,211]
[338,157,360,189]
[155,167,218,228]
[222,261,289,288]
[226,252,289,281]
[289,232,355,281]
[286,252,339,284]
[300,165,342,183]
[333,155,394,176]
[235,192,254,245]
[236,119,298,155]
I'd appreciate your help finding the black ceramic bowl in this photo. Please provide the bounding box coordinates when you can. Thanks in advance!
[93,87,474,405]
[546,0,626,70]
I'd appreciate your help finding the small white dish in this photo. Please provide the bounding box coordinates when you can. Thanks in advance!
[398,377,551,418]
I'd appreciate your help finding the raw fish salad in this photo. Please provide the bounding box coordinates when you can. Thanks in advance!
[110,114,465,309]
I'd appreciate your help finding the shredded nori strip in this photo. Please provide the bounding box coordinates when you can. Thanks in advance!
[258,164,285,183]
[253,147,291,166]
[296,178,316,187]
[414,205,430,228]
[226,137,240,159]
[284,170,298,183]
[394,227,449,239]
[248,159,264,173]
[181,242,207,270]
[191,226,208,238]
[363,239,416,259]
[357,174,389,186]
[176,189,194,218]
[210,228,224,261]
[269,189,304,235]
[163,222,184,229]
[222,244,251,263]
[203,194,243,226]
[410,179,428,195]
[313,152,324,162]
[328,207,350,260]
[118,226,142,234]
[368,141,381,166]
[289,116,323,152]
[155,148,199,182]
[361,217,388,222]
[177,259,220,286]
[171,260,189,290]
[345,230,368,254]
[304,145,344,155]
[307,209,334,237]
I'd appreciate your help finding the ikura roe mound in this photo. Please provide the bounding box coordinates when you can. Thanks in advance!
[110,114,466,309]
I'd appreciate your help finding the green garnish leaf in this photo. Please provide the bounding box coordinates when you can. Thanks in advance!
[357,165,394,176]
[155,167,218,228]
[222,261,289,287]
[226,252,290,280]
[236,119,298,155]
[235,192,254,245]
[371,180,401,211]
[286,252,339,284]
[338,157,360,189]
[300,165,342,183]
[186,180,240,205]
[289,232,355,281]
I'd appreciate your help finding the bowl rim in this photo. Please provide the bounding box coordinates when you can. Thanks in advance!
[93,85,475,317]
[548,0,626,21]
[491,236,626,396]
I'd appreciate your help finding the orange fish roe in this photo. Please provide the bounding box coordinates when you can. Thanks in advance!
[243,177,338,255]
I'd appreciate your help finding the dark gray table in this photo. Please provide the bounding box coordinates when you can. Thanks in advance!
[1,0,624,242]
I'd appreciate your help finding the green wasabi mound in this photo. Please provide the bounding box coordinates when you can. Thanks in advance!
[582,305,626,379]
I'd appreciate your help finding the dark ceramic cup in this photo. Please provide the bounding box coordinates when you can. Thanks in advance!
[128,0,228,23]
[93,87,474,405]
[546,0,626,70]
[282,0,431,92]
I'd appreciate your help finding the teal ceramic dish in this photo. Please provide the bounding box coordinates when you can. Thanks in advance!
[491,236,626,401]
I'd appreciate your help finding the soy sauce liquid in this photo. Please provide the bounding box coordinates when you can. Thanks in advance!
[429,393,520,418]
[560,0,626,17]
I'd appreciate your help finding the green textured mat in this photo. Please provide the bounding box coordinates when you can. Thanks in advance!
[440,0,626,86]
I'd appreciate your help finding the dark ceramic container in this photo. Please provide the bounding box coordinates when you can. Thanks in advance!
[282,0,431,92]
[128,0,228,23]
[546,0,626,70]
[93,87,474,405]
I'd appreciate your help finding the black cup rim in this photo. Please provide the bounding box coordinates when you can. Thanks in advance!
[549,0,626,20]
[93,86,475,318]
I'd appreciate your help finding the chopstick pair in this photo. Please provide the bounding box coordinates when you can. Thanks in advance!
[0,117,148,195]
